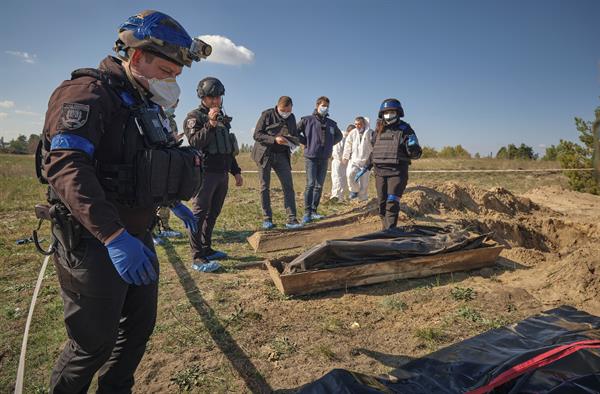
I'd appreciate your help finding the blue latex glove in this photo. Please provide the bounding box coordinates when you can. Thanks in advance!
[170,202,198,233]
[106,231,158,286]
[407,134,419,147]
[354,167,368,183]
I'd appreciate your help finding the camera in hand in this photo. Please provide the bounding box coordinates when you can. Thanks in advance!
[217,114,233,124]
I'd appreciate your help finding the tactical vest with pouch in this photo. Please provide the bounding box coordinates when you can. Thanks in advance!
[372,122,411,165]
[206,127,239,157]
[36,68,203,208]
[195,109,239,157]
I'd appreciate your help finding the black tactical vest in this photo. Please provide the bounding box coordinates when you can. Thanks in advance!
[36,68,203,208]
[372,122,411,165]
[195,109,239,156]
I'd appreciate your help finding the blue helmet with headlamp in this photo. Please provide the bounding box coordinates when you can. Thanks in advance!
[114,10,212,67]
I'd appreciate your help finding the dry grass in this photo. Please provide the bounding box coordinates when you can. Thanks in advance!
[0,153,568,392]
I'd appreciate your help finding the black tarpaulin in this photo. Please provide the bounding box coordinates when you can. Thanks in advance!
[283,225,489,274]
[298,306,600,393]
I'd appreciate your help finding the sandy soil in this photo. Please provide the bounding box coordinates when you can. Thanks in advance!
[135,182,600,393]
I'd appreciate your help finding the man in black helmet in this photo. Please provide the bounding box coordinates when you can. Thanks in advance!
[184,77,243,269]
[38,10,207,393]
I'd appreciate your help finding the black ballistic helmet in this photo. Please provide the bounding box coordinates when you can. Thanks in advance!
[197,77,225,98]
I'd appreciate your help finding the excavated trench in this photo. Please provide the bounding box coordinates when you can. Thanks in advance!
[403,182,598,254]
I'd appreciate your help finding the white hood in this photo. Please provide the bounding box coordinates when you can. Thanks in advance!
[342,117,374,167]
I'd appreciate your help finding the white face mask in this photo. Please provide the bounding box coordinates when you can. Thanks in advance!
[131,67,181,108]
[318,106,328,116]
[279,111,291,119]
[383,113,397,124]
[147,77,181,108]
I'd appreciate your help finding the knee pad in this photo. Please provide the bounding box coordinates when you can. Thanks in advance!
[387,194,401,203]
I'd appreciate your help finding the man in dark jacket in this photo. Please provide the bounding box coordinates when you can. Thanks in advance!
[297,96,343,224]
[184,77,243,268]
[39,10,205,392]
[252,96,302,229]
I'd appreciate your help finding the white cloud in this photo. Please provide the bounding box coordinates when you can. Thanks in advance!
[14,109,40,117]
[0,113,7,119]
[538,144,547,148]
[5,51,37,64]
[0,100,15,109]
[197,35,255,66]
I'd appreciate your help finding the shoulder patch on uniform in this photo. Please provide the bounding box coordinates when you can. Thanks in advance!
[186,118,197,129]
[60,103,89,130]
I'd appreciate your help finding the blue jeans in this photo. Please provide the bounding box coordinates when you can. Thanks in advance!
[304,157,328,215]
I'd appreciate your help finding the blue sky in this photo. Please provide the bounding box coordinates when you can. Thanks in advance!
[0,0,598,156]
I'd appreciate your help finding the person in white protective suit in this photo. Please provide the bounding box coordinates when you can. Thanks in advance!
[343,116,374,201]
[329,124,354,201]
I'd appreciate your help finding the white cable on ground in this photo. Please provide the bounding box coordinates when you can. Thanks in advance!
[14,252,51,394]
[241,168,594,174]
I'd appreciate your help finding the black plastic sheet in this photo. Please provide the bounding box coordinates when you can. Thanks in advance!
[283,225,489,274]
[298,306,600,393]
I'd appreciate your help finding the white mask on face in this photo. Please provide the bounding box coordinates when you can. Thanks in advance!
[279,111,291,119]
[147,77,181,108]
[383,113,397,124]
[318,106,328,116]
[131,66,181,108]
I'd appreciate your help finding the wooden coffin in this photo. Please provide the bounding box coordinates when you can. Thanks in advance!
[266,242,503,296]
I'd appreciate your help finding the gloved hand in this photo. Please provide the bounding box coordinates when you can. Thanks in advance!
[170,202,198,233]
[106,230,158,286]
[354,167,368,183]
[407,134,419,147]
[406,134,422,159]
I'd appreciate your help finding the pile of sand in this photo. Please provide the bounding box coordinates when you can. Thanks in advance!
[402,182,600,313]
[403,182,538,216]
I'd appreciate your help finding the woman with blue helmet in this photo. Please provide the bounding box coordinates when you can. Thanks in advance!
[357,98,422,229]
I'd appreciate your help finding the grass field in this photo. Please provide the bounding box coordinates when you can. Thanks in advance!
[0,153,570,392]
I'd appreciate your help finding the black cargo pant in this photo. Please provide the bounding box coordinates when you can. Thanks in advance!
[375,164,409,230]
[190,171,228,260]
[50,232,158,394]
[259,152,297,221]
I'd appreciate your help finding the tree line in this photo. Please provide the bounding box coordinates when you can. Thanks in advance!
[2,106,598,196]
[0,134,41,154]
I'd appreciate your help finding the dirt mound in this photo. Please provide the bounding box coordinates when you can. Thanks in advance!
[524,185,600,220]
[404,182,538,216]
[542,248,600,304]
[402,183,600,255]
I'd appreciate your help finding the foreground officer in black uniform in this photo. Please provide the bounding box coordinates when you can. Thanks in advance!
[38,10,209,392]
[184,77,243,268]
[357,98,422,229]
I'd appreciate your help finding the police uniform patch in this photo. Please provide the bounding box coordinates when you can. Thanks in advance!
[186,118,197,129]
[60,103,90,130]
